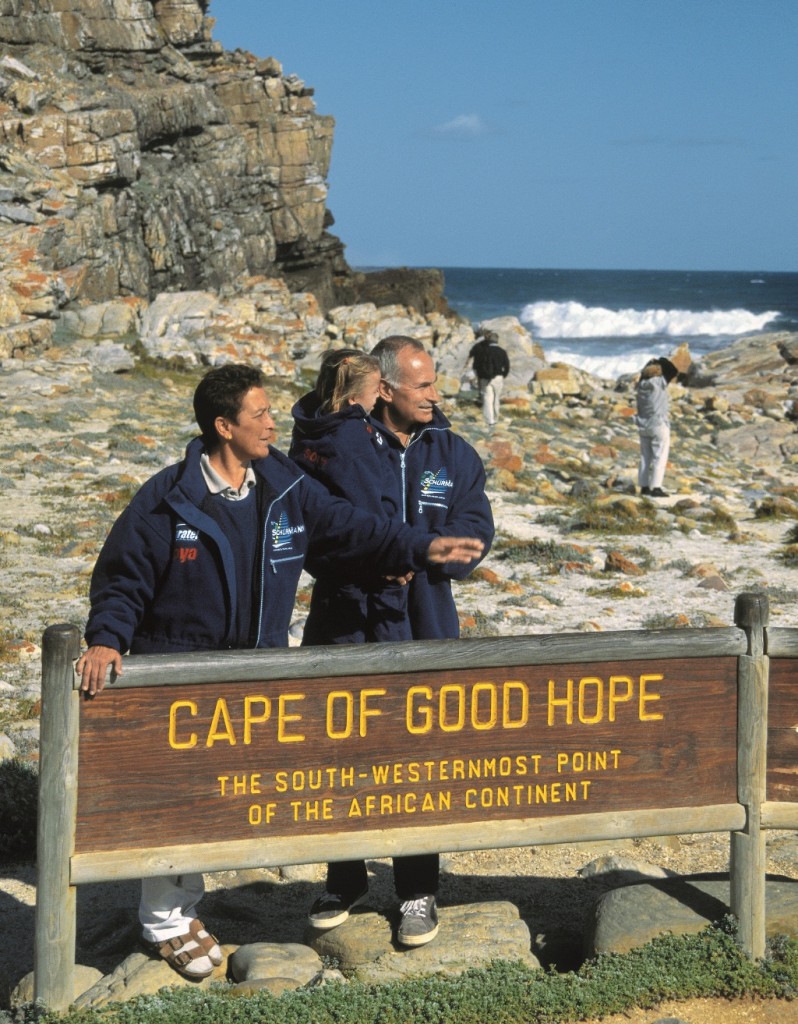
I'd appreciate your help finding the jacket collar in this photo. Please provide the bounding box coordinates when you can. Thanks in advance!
[169,437,303,506]
[371,404,452,447]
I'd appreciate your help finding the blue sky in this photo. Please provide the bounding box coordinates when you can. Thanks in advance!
[210,1,796,273]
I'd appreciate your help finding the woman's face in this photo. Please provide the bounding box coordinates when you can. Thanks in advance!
[348,369,382,414]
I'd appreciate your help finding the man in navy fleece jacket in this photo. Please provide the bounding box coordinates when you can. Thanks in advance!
[303,336,495,948]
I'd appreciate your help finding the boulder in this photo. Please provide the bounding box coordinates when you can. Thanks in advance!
[73,948,232,1009]
[11,965,103,1009]
[307,901,540,984]
[229,942,324,986]
[587,875,798,956]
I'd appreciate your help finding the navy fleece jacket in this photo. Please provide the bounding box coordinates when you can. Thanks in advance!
[289,391,412,642]
[299,406,495,643]
[84,438,435,655]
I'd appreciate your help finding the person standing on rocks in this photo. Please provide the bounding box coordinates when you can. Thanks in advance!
[298,335,494,948]
[467,328,510,426]
[75,363,485,981]
[635,356,679,497]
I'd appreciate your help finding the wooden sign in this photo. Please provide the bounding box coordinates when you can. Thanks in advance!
[75,656,738,853]
[767,658,798,802]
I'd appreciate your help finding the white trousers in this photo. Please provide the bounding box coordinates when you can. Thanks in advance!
[479,375,504,425]
[139,873,205,942]
[638,424,670,489]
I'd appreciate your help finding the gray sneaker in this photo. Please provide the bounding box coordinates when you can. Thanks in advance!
[397,895,439,947]
[307,888,368,930]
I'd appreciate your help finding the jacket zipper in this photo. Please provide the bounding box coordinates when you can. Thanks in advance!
[255,477,303,646]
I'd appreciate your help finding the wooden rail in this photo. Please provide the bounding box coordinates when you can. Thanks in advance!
[33,592,796,1011]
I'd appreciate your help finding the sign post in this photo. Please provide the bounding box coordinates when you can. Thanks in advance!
[35,623,81,1009]
[730,592,769,959]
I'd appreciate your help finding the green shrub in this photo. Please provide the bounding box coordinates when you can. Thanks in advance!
[494,538,593,572]
[568,498,665,536]
[755,498,798,520]
[12,922,798,1024]
[702,504,741,535]
[0,759,38,861]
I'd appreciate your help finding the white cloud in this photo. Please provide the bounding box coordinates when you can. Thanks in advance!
[431,113,490,137]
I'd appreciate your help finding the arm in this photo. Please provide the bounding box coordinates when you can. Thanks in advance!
[78,504,168,694]
[426,449,494,581]
[300,474,482,578]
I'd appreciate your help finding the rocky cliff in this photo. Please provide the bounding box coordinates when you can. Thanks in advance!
[0,0,399,356]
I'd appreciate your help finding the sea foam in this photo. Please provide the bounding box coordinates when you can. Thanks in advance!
[520,300,780,339]
[541,345,671,380]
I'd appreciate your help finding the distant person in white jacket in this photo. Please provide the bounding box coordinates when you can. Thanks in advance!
[636,356,679,497]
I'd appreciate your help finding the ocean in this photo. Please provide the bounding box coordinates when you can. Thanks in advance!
[437,267,798,380]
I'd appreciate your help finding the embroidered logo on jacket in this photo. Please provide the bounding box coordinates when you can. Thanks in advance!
[271,511,306,552]
[419,468,454,501]
[174,522,199,563]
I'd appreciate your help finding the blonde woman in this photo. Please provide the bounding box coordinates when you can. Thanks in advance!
[289,348,412,642]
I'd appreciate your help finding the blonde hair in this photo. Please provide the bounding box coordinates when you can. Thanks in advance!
[315,348,381,414]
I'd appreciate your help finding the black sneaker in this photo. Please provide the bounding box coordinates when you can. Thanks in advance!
[397,895,439,947]
[640,486,651,496]
[307,888,368,930]
[650,487,669,498]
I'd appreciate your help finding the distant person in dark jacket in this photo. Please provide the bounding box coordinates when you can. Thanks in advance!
[467,328,510,426]
[636,356,679,497]
[76,363,484,981]
[302,336,495,949]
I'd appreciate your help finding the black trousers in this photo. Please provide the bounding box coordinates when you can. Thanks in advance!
[326,853,439,901]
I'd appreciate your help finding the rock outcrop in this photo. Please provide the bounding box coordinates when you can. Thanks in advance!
[0,0,359,356]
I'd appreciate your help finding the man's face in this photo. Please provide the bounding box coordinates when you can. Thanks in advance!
[219,386,276,460]
[379,350,440,434]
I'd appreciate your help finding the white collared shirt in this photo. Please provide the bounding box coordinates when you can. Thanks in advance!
[200,452,256,501]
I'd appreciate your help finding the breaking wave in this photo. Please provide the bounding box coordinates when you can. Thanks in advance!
[520,300,780,339]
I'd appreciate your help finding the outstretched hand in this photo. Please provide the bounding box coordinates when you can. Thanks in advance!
[426,536,484,565]
[76,645,123,697]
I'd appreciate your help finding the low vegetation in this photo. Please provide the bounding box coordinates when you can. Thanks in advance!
[494,538,593,572]
[567,497,666,537]
[0,759,38,861]
[8,921,798,1024]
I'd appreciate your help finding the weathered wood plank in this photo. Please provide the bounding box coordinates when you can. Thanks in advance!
[35,624,81,1012]
[731,593,769,961]
[766,628,798,658]
[80,627,747,690]
[762,802,798,829]
[70,802,746,884]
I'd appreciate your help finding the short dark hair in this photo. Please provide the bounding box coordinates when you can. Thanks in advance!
[370,335,427,387]
[193,364,265,448]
